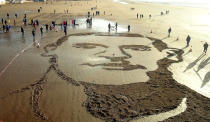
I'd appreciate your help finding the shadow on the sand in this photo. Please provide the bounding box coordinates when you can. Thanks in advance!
[182,50,191,57]
[193,66,210,88]
[201,71,210,88]
[181,46,188,50]
[170,38,179,43]
[197,57,210,72]
[161,36,168,40]
[183,53,205,72]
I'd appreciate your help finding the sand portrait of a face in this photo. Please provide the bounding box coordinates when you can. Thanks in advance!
[52,33,166,85]
[3,32,209,122]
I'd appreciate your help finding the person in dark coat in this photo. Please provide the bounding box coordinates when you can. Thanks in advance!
[40,26,43,35]
[64,25,67,35]
[115,22,118,30]
[203,42,208,54]
[32,29,35,38]
[45,24,49,31]
[21,26,24,35]
[108,23,111,32]
[186,35,191,47]
[168,27,171,37]
[128,25,130,32]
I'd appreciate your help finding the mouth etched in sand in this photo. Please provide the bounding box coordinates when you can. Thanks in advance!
[1,32,210,122]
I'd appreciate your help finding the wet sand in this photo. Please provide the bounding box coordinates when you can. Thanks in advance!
[0,0,210,122]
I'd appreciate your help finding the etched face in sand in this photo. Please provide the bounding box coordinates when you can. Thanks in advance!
[55,33,167,85]
[73,43,150,70]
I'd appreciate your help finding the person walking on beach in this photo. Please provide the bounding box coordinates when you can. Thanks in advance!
[21,26,24,35]
[128,25,130,32]
[203,42,208,54]
[186,35,191,47]
[32,29,35,39]
[108,23,111,32]
[168,27,171,37]
[1,18,3,24]
[40,26,43,35]
[137,13,138,19]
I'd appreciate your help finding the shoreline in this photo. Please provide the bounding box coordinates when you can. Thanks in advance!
[114,0,210,9]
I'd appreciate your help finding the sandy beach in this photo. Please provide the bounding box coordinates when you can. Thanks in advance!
[0,0,210,121]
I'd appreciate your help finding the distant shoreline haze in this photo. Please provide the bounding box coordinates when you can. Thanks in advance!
[114,0,210,8]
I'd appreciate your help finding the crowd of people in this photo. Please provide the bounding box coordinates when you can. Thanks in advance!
[0,8,208,54]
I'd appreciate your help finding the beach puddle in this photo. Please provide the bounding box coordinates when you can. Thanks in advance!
[114,0,129,4]
[67,18,127,32]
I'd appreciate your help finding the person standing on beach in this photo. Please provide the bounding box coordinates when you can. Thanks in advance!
[168,27,171,37]
[64,25,67,35]
[128,25,130,32]
[186,35,191,47]
[45,24,49,31]
[108,23,111,32]
[203,42,208,54]
[115,22,118,30]
[7,13,9,19]
[14,19,16,26]
[33,22,36,29]
[21,26,24,35]
[15,13,17,18]
[23,18,27,26]
[1,18,3,24]
[137,13,138,19]
[4,20,7,25]
[2,24,5,32]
